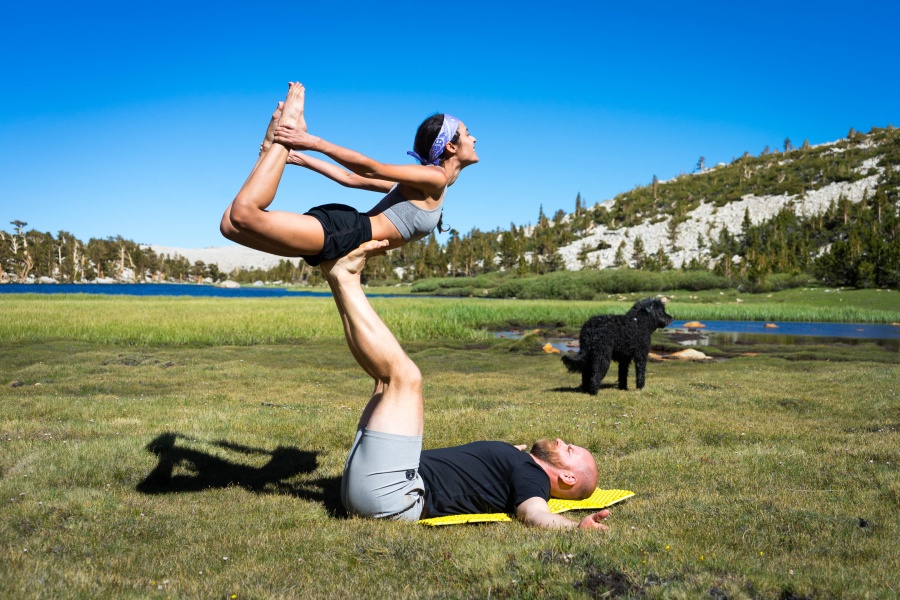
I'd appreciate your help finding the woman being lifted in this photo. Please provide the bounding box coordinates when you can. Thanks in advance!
[221,82,478,265]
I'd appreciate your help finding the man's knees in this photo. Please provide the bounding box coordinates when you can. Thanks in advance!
[393,360,422,392]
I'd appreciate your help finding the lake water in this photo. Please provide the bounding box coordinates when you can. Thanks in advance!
[0,283,333,298]
[668,320,900,341]
[496,319,900,352]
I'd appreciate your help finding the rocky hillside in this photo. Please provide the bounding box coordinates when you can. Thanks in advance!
[561,155,884,271]
[556,127,898,271]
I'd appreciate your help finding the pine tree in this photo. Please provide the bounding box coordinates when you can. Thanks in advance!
[613,241,626,268]
[543,249,566,273]
[667,216,680,251]
[741,208,753,238]
[631,237,646,269]
[10,220,27,237]
[653,247,673,271]
[715,252,734,280]
[499,231,519,270]
[516,253,529,277]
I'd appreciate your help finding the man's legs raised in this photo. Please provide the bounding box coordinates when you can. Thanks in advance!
[322,240,424,437]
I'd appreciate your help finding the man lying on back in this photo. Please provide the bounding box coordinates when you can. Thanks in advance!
[323,240,609,530]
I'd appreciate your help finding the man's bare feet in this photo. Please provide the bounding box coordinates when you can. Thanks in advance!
[322,240,389,280]
[279,82,307,133]
[260,102,284,154]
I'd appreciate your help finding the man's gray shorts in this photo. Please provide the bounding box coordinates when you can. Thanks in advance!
[341,428,425,521]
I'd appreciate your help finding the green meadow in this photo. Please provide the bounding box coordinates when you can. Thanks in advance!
[1,291,898,598]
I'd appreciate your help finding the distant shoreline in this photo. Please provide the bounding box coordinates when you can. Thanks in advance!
[0,281,329,298]
[0,280,268,288]
[0,282,425,299]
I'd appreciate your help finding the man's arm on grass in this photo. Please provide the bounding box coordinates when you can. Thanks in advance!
[516,497,610,531]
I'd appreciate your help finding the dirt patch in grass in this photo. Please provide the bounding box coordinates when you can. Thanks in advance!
[576,567,635,597]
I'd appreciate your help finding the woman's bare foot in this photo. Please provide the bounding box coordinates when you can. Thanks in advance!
[260,102,284,154]
[279,82,307,132]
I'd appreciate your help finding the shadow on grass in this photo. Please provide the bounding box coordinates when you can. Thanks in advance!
[136,432,346,517]
[550,383,622,393]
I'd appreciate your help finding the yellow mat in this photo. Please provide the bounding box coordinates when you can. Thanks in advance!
[418,488,634,526]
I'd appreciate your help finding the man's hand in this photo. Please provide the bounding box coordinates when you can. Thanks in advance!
[516,497,610,532]
[578,509,610,531]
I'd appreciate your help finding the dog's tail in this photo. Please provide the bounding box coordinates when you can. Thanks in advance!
[561,353,585,373]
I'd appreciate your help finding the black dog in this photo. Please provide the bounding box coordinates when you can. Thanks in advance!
[562,297,673,393]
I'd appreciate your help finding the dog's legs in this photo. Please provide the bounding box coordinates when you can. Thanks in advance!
[634,356,647,389]
[580,357,593,392]
[587,351,612,395]
[617,359,630,390]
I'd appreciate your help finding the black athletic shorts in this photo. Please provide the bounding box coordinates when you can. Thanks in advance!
[301,204,373,266]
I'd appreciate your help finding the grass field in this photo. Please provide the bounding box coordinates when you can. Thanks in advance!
[1,287,898,346]
[1,293,898,598]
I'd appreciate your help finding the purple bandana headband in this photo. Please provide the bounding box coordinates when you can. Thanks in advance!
[407,114,460,165]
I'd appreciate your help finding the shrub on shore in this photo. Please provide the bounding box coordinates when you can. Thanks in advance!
[489,269,731,300]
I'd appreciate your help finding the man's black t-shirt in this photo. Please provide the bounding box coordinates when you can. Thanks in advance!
[418,441,550,517]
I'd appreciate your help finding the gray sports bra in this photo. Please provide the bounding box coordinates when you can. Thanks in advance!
[370,185,444,242]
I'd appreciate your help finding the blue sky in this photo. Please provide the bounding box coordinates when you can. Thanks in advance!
[1,1,896,248]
